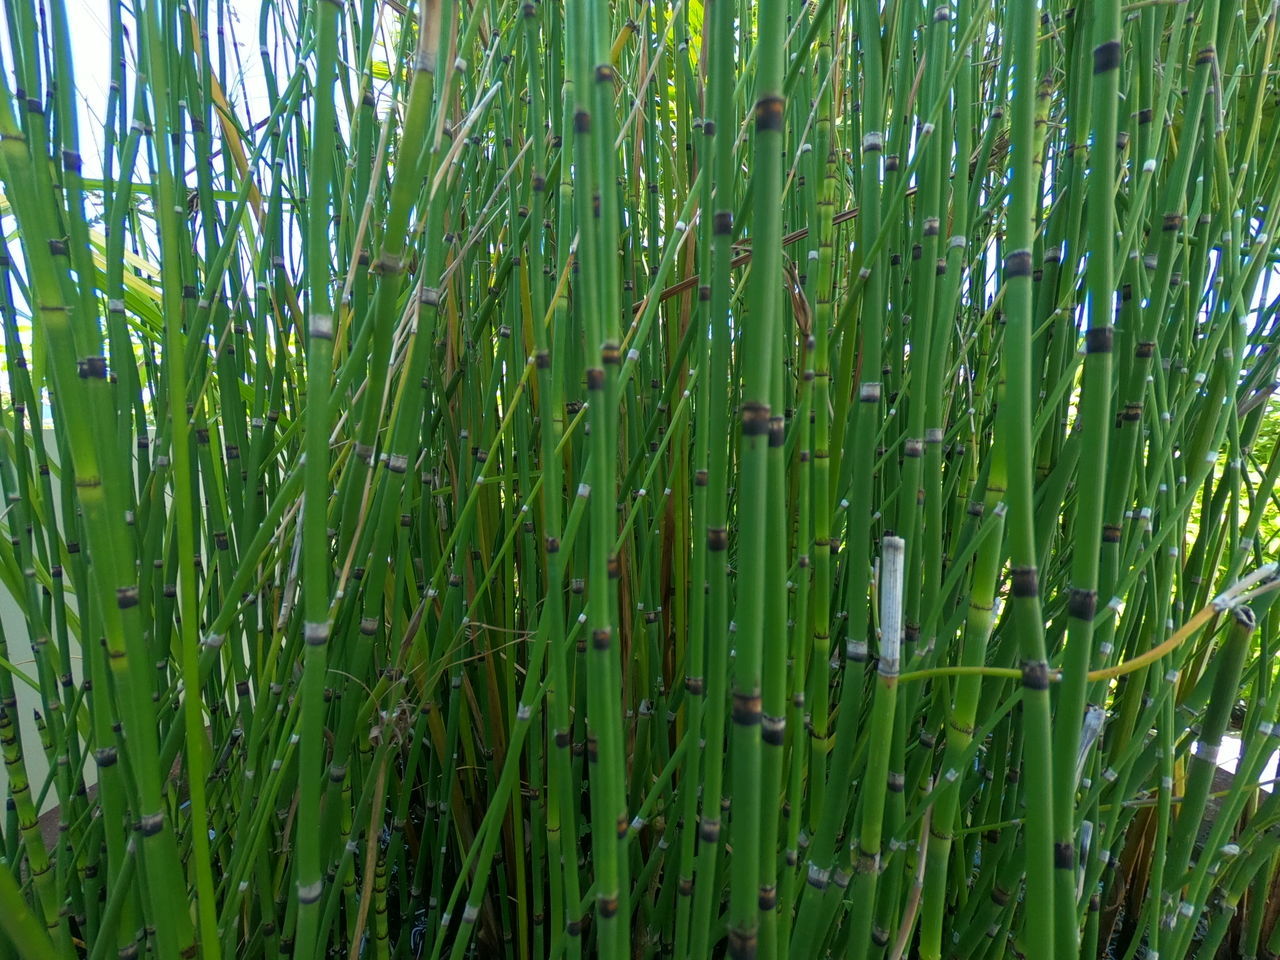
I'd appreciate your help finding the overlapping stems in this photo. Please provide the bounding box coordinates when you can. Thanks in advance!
[1,0,1280,958]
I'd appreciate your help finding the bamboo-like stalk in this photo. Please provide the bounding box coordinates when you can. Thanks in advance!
[846,535,904,959]
[725,0,786,953]
[1051,1,1122,956]
[998,2,1057,955]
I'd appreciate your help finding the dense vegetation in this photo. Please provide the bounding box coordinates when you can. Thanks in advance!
[2,0,1280,957]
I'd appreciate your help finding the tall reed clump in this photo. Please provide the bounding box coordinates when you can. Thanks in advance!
[3,0,1280,957]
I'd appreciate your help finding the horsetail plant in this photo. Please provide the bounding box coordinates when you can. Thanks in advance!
[3,0,1280,958]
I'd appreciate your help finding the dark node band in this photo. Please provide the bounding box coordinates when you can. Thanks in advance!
[952,716,977,742]
[1196,45,1216,65]
[1163,212,1184,231]
[1011,566,1039,598]
[1004,250,1033,278]
[732,692,763,725]
[139,812,165,837]
[1102,524,1122,543]
[1021,660,1051,691]
[742,402,771,435]
[1093,40,1121,74]
[714,211,733,235]
[754,95,786,132]
[94,747,118,768]
[601,344,621,365]
[1233,604,1257,631]
[1068,588,1098,621]
[768,417,785,447]
[1085,327,1114,354]
[685,676,705,695]
[992,885,1011,906]
[1122,403,1142,422]
[78,356,108,379]
[1136,340,1155,359]
[592,627,612,650]
[762,715,785,745]
[594,64,615,83]
[573,110,591,133]
[708,527,728,551]
[872,927,890,947]
[699,818,721,843]
[1055,841,1075,869]
[758,886,778,910]
[586,368,605,390]
[727,929,759,960]
[116,586,139,609]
